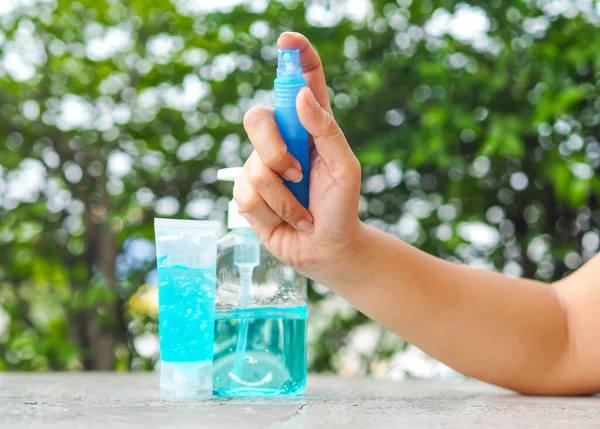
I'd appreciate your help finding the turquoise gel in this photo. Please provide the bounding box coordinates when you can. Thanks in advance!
[154,219,218,400]
[157,263,215,362]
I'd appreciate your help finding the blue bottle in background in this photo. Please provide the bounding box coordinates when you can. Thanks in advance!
[212,168,307,397]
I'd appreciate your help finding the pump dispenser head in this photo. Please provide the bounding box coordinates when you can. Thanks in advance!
[276,49,303,83]
[217,167,250,229]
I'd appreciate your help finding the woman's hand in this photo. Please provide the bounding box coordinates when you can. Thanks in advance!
[234,32,362,279]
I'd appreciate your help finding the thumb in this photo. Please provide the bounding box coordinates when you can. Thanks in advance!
[297,87,354,168]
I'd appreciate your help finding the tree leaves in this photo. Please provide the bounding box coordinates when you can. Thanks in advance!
[1,0,599,375]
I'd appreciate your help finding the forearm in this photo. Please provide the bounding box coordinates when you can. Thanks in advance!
[318,224,572,394]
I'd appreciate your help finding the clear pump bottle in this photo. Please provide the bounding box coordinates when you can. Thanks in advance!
[213,167,307,397]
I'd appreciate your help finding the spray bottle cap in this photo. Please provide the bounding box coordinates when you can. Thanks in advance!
[276,49,303,83]
[217,167,250,229]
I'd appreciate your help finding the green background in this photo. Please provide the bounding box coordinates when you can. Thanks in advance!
[0,0,598,375]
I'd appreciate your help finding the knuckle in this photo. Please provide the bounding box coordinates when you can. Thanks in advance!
[243,107,265,131]
[322,112,341,138]
[248,166,272,190]
[333,157,362,185]
[279,202,298,222]
[265,146,289,168]
[233,187,258,213]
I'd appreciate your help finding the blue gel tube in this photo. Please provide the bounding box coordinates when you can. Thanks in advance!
[274,48,310,208]
[154,218,218,400]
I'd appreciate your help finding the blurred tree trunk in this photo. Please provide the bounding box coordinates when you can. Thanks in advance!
[84,170,119,370]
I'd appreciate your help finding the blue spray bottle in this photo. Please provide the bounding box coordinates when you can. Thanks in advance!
[274,49,310,208]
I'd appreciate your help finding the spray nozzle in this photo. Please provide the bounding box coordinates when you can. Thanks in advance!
[276,49,303,83]
[217,168,249,229]
[217,167,242,183]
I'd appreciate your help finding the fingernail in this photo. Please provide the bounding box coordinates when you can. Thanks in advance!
[283,167,303,183]
[297,219,314,234]
[305,88,319,109]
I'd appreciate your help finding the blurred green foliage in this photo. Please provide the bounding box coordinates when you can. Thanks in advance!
[0,0,599,373]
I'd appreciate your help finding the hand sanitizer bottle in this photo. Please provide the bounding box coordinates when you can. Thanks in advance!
[213,167,307,397]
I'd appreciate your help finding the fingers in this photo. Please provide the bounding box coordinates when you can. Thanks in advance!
[233,164,282,228]
[246,153,314,232]
[297,87,357,173]
[241,105,314,233]
[243,106,303,183]
[235,154,315,233]
[278,32,332,114]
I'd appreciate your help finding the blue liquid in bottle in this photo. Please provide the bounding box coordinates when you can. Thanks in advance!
[214,168,307,398]
[213,306,307,397]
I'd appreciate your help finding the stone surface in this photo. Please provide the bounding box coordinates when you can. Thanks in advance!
[0,373,598,428]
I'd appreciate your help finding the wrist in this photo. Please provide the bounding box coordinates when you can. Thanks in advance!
[311,221,375,289]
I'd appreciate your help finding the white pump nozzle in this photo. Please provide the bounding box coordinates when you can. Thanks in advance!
[217,167,241,182]
[217,167,250,229]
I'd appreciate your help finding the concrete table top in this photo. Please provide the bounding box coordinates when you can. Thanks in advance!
[0,373,598,428]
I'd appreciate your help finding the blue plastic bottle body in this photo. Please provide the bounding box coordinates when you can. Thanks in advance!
[274,49,310,209]
[275,99,309,208]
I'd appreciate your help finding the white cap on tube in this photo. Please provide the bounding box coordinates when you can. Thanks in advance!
[217,167,250,229]
[160,361,213,400]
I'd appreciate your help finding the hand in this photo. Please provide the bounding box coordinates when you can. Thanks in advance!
[234,32,362,279]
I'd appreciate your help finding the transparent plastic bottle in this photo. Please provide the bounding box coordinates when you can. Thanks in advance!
[213,168,307,397]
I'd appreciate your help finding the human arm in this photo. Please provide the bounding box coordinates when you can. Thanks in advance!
[326,223,600,395]
[235,31,600,395]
